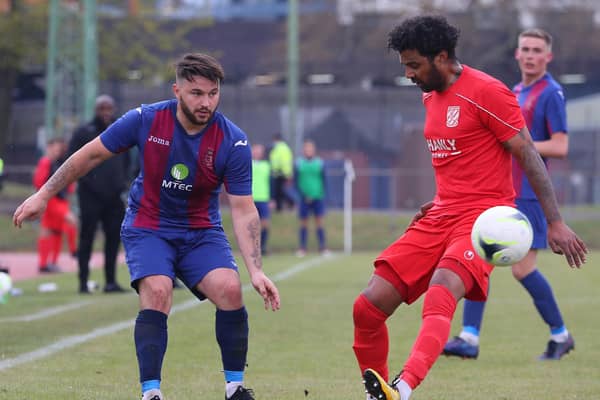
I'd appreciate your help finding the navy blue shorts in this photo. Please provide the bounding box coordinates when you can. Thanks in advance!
[255,201,271,220]
[516,198,547,249]
[299,198,325,219]
[121,226,238,300]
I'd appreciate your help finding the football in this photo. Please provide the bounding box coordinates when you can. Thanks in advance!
[471,206,533,266]
[0,272,12,303]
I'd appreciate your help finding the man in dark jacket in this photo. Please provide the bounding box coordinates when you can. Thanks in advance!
[69,95,129,294]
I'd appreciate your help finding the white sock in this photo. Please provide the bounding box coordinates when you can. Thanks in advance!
[551,329,569,343]
[459,331,480,346]
[225,381,243,399]
[395,379,412,400]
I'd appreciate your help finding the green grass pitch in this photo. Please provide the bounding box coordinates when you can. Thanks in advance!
[0,251,598,399]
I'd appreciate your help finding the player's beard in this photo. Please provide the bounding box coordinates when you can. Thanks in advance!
[179,95,214,127]
[415,63,445,93]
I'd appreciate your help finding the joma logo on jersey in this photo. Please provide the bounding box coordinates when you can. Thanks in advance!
[446,106,460,127]
[148,135,170,146]
[162,163,192,192]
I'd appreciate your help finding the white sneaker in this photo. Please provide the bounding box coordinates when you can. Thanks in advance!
[320,249,332,257]
[141,389,163,400]
[295,249,306,258]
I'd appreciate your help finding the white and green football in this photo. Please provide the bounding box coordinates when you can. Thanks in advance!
[471,206,533,266]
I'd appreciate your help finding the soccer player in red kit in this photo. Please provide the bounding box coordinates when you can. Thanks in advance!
[354,16,587,400]
[33,137,77,273]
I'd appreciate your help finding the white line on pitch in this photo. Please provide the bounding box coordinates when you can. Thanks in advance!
[0,253,340,371]
[0,300,93,323]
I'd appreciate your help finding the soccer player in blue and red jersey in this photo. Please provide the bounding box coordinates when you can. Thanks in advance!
[13,53,280,400]
[353,16,587,400]
[444,28,575,361]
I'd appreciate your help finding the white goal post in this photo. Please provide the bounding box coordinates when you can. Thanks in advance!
[343,159,355,254]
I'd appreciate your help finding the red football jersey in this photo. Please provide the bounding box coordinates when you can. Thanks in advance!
[422,65,525,213]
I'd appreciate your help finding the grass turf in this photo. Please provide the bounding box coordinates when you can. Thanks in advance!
[0,251,598,399]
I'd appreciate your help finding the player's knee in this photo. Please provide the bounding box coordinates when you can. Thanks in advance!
[353,294,386,328]
[138,276,173,310]
[511,261,534,280]
[422,285,456,320]
[218,279,243,306]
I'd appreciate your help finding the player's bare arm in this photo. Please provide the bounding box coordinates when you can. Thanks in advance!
[229,193,263,271]
[504,128,561,223]
[504,128,587,267]
[534,132,568,159]
[228,193,281,310]
[13,137,114,228]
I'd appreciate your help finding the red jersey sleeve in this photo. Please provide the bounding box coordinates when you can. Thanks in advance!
[476,80,525,142]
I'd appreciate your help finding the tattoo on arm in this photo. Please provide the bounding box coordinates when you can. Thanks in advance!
[44,159,78,196]
[511,139,562,223]
[246,216,262,269]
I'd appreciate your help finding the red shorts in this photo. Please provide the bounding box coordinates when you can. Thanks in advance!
[374,207,493,304]
[41,198,70,231]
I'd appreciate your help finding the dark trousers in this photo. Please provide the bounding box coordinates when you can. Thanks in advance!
[77,190,125,289]
[273,176,295,212]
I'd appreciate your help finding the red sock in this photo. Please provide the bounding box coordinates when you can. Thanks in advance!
[353,294,390,381]
[401,285,457,389]
[50,232,62,264]
[38,235,52,268]
[63,221,78,254]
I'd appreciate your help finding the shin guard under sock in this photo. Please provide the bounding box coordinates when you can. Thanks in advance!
[353,293,390,381]
[402,285,456,389]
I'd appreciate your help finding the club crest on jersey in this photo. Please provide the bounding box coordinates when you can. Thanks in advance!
[204,148,215,170]
[446,106,460,128]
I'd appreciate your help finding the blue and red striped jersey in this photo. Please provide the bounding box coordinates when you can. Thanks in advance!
[100,99,252,230]
[512,73,568,200]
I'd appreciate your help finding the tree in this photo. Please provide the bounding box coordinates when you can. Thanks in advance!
[0,2,47,157]
[2,1,209,163]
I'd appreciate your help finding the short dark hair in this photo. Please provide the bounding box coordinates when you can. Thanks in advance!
[519,28,553,50]
[388,15,460,60]
[47,136,65,145]
[175,53,225,84]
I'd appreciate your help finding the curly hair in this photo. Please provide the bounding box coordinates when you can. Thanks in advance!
[388,15,460,60]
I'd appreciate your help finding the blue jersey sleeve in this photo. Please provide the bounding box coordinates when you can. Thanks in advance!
[545,89,568,134]
[100,108,142,153]
[223,138,252,196]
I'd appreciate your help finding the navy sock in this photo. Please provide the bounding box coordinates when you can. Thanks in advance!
[462,299,486,335]
[216,307,249,374]
[135,309,168,389]
[299,227,307,250]
[520,269,564,330]
[317,227,326,250]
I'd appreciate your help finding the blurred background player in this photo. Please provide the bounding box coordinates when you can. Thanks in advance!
[251,143,271,255]
[294,139,328,257]
[269,133,295,212]
[444,28,575,360]
[33,137,77,273]
[354,16,586,400]
[69,94,129,294]
[0,156,4,192]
